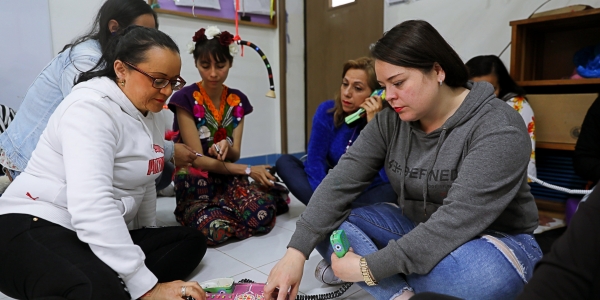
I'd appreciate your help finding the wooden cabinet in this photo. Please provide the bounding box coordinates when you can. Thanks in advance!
[510,8,600,95]
[510,8,600,151]
[510,8,600,212]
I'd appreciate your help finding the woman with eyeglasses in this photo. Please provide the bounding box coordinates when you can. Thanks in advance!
[0,26,207,300]
[0,0,197,191]
[167,26,289,246]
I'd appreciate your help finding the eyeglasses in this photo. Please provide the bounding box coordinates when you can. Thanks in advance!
[123,61,186,91]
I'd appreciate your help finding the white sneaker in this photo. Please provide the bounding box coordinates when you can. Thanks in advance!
[314,259,344,285]
[157,182,175,197]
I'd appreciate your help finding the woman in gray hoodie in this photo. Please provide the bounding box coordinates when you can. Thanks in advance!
[265,20,540,300]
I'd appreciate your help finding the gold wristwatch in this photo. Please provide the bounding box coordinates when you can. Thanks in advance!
[360,257,378,286]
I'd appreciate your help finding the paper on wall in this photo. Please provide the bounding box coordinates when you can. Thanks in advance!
[174,0,221,10]
[235,0,274,16]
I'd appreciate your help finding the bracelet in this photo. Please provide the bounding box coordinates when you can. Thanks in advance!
[226,136,233,146]
[360,257,378,286]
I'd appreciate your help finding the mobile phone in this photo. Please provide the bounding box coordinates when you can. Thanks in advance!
[199,277,234,294]
[344,89,386,125]
[330,230,350,258]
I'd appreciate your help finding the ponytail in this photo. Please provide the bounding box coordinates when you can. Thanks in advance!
[76,26,179,85]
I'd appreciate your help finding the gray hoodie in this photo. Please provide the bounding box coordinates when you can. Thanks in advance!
[288,81,538,281]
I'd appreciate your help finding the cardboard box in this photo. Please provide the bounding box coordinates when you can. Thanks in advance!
[527,93,598,144]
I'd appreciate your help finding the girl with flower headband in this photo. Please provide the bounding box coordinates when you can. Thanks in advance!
[168,26,289,246]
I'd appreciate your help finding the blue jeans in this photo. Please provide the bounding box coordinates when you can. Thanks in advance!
[275,154,396,207]
[275,155,313,205]
[316,203,542,300]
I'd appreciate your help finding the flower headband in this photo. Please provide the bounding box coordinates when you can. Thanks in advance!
[187,26,239,56]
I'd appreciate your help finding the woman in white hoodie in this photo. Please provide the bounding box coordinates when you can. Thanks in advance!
[0,26,207,300]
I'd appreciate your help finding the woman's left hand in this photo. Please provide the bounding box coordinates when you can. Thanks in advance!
[208,139,229,161]
[249,165,276,187]
[330,248,364,283]
[360,95,383,122]
[173,143,199,167]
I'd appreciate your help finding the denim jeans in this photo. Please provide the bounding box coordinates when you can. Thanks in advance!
[316,203,542,300]
[275,155,313,205]
[0,40,102,172]
[275,154,397,207]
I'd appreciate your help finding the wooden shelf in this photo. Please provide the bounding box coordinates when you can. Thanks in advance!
[536,142,575,151]
[510,7,600,89]
[518,79,600,94]
[535,198,566,214]
[510,7,600,28]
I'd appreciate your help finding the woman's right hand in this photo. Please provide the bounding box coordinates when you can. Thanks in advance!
[173,143,199,167]
[264,248,307,300]
[249,165,276,187]
[360,94,384,122]
[140,280,206,300]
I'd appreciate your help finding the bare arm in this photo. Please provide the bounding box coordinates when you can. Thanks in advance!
[176,107,274,185]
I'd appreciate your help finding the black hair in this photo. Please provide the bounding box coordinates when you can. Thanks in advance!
[61,0,157,55]
[76,26,179,84]
[192,31,234,64]
[370,20,468,88]
[465,55,526,99]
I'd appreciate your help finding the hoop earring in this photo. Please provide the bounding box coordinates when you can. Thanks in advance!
[439,81,443,86]
[120,79,126,87]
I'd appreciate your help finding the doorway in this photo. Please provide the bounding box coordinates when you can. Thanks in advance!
[305,0,383,146]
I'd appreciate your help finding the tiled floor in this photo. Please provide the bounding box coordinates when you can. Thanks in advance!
[0,194,374,300]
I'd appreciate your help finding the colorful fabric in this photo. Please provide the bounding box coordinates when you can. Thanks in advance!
[506,95,537,179]
[168,82,288,246]
[173,171,289,246]
[169,82,253,155]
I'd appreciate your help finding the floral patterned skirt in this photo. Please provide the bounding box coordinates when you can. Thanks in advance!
[173,167,289,246]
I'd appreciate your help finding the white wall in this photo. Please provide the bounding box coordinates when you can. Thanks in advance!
[384,0,600,69]
[1,0,53,110]
[285,0,306,154]
[48,0,286,158]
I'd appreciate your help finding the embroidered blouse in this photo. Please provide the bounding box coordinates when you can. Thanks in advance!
[168,82,253,155]
[504,95,536,178]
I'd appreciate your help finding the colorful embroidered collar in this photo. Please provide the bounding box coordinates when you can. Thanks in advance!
[194,82,228,125]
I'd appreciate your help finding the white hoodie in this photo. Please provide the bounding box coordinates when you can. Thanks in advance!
[0,77,166,299]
